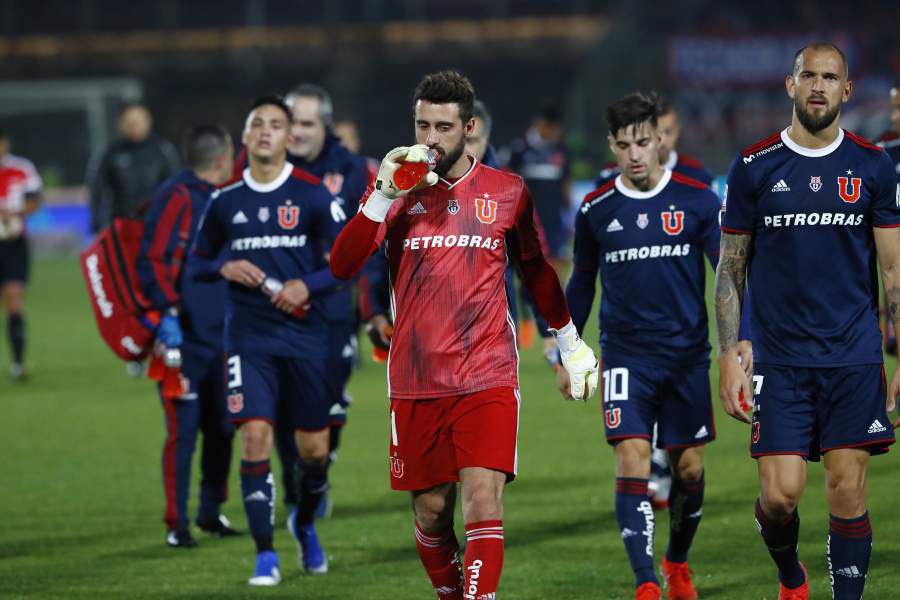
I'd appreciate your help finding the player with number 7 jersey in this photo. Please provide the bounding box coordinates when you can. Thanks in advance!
[330,71,597,600]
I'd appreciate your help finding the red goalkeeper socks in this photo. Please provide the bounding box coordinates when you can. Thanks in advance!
[463,520,504,599]
[415,521,463,599]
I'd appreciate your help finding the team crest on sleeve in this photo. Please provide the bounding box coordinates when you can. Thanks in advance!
[636,213,649,229]
[474,193,498,224]
[277,200,300,229]
[447,199,460,215]
[660,206,685,235]
[258,206,270,223]
[605,407,622,429]
[322,172,344,196]
[809,176,822,192]
[837,172,862,203]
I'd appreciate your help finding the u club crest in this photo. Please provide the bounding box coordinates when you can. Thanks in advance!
[277,200,300,229]
[809,176,822,192]
[447,199,460,215]
[474,193,497,224]
[661,207,685,236]
[838,173,862,203]
[605,407,622,429]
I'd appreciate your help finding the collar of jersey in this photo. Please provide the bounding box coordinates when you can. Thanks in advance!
[438,155,478,190]
[663,150,678,170]
[780,127,844,157]
[242,162,293,193]
[614,168,672,199]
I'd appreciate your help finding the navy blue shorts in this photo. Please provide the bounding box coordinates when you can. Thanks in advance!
[225,351,331,432]
[600,354,715,449]
[750,363,895,461]
[326,322,357,426]
[0,236,29,284]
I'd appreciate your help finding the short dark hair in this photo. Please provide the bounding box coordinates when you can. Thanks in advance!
[413,70,476,124]
[285,83,334,125]
[472,100,492,137]
[607,91,662,137]
[118,101,149,117]
[792,42,848,78]
[656,94,676,117]
[248,95,292,124]
[183,125,231,171]
[537,105,562,124]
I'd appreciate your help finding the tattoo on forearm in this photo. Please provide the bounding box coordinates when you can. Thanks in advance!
[886,285,900,338]
[714,233,751,353]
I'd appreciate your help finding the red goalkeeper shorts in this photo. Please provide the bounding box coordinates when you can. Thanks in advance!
[388,387,520,491]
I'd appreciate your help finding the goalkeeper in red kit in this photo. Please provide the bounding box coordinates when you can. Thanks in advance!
[330,70,599,599]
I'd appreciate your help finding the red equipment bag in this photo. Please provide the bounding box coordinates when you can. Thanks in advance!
[80,218,160,361]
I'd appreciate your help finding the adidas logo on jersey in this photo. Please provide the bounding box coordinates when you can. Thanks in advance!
[835,566,863,578]
[232,210,249,224]
[694,426,708,439]
[868,420,887,434]
[771,179,791,192]
[407,201,427,215]
[606,219,624,232]
[620,528,637,539]
[244,491,269,502]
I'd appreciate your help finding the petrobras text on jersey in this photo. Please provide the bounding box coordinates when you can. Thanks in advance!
[604,243,691,264]
[402,234,502,252]
[230,234,308,251]
[762,212,864,228]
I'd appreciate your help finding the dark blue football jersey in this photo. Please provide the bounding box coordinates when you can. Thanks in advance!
[569,169,722,365]
[193,163,345,358]
[722,128,900,367]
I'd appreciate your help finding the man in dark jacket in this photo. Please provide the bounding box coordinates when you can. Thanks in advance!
[88,102,180,232]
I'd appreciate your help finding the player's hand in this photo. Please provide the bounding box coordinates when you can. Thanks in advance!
[376,145,439,198]
[551,320,599,401]
[555,364,572,399]
[220,260,266,288]
[366,314,393,350]
[273,279,310,313]
[157,312,182,348]
[718,349,752,424]
[736,340,754,376]
[888,368,900,429]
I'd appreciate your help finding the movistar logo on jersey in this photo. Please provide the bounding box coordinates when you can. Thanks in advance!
[605,243,691,264]
[230,234,308,251]
[762,212,864,228]
[743,142,783,163]
[402,234,502,252]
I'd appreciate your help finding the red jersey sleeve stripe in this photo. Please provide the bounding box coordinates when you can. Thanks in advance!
[148,185,189,304]
[290,167,322,185]
[670,172,709,189]
[583,179,616,203]
[845,130,883,153]
[721,226,752,235]
[874,223,900,228]
[741,132,782,156]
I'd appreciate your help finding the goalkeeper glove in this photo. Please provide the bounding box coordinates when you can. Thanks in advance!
[550,320,599,401]
[363,145,439,222]
[157,309,183,348]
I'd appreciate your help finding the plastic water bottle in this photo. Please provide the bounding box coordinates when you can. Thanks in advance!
[392,148,438,191]
[261,277,308,318]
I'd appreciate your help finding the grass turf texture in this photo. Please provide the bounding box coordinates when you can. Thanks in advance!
[3,257,900,599]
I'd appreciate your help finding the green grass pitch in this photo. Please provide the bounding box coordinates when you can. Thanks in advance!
[3,257,900,599]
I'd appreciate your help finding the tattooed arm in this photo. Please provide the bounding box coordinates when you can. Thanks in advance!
[714,232,753,423]
[874,227,900,427]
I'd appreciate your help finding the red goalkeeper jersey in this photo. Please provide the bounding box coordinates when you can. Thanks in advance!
[342,158,565,399]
